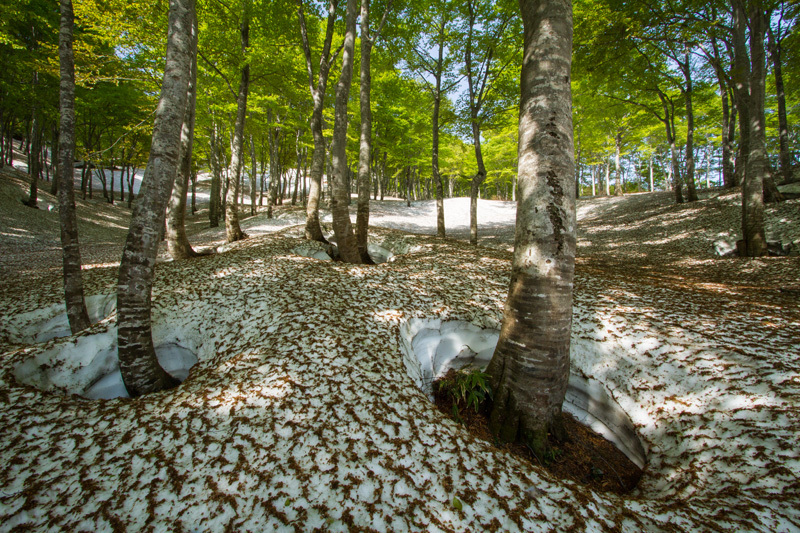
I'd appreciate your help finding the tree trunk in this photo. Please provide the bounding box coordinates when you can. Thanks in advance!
[614,130,623,196]
[224,5,249,243]
[768,25,794,184]
[432,31,446,238]
[330,0,360,263]
[57,0,90,334]
[487,0,575,458]
[249,134,258,214]
[732,0,767,256]
[208,125,221,227]
[166,5,198,260]
[683,51,699,202]
[25,101,41,208]
[465,1,487,246]
[299,0,338,243]
[117,0,193,397]
[355,0,376,263]
[660,93,684,204]
[292,130,301,205]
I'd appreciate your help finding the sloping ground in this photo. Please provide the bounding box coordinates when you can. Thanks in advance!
[0,167,799,531]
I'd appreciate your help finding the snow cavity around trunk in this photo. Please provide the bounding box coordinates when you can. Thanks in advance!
[6,293,116,344]
[400,318,647,469]
[13,295,202,399]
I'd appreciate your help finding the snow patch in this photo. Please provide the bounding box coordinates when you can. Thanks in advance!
[6,293,116,343]
[14,314,201,399]
[400,318,647,469]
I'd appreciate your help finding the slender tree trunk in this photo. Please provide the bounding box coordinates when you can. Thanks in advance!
[57,0,90,333]
[249,134,258,214]
[649,156,654,192]
[722,87,736,188]
[604,160,610,195]
[355,0,376,263]
[379,150,386,200]
[614,131,623,196]
[25,99,41,208]
[660,94,684,203]
[768,26,793,184]
[465,0,487,245]
[266,113,280,218]
[208,125,221,227]
[683,52,699,202]
[299,0,338,243]
[330,0,360,263]
[117,0,193,397]
[432,29,446,238]
[291,130,301,205]
[224,5,249,243]
[487,0,575,458]
[167,5,198,260]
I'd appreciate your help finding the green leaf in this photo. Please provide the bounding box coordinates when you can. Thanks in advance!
[452,495,463,511]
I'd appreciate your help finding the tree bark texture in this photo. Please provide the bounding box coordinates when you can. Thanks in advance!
[739,0,767,256]
[117,0,193,397]
[768,26,794,184]
[329,0,359,263]
[57,0,91,334]
[166,4,198,260]
[682,52,699,202]
[486,0,575,458]
[298,0,337,243]
[355,0,374,263]
[224,6,250,243]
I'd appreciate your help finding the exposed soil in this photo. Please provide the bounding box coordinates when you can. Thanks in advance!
[433,370,644,495]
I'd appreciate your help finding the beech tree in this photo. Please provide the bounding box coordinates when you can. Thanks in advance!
[405,0,461,238]
[167,4,199,259]
[486,0,575,457]
[117,0,194,396]
[57,0,91,334]
[298,0,340,243]
[329,0,360,263]
[224,0,251,243]
[460,0,517,244]
[355,0,392,262]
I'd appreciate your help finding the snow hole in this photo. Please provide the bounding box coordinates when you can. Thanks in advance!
[6,294,117,344]
[292,235,421,264]
[400,318,647,469]
[14,326,199,400]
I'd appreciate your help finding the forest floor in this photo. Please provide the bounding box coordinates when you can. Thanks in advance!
[0,161,799,532]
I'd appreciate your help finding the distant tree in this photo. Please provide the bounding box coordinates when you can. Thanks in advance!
[486,0,575,458]
[224,0,251,243]
[460,0,516,244]
[405,0,461,238]
[117,0,194,396]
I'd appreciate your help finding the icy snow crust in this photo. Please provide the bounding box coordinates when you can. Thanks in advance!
[0,192,799,531]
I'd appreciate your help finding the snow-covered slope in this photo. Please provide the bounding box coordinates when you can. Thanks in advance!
[1,167,799,531]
